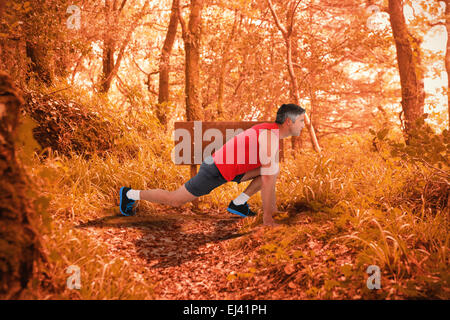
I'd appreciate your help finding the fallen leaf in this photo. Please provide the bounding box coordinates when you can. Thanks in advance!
[284,263,295,275]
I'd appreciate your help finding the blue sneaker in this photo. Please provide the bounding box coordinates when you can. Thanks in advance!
[247,206,257,217]
[119,186,136,216]
[227,201,257,218]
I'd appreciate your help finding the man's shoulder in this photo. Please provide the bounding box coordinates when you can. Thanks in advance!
[250,122,279,131]
[237,122,279,140]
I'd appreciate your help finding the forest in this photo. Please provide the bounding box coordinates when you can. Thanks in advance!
[0,0,448,300]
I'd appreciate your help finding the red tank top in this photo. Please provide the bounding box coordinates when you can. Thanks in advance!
[212,122,280,181]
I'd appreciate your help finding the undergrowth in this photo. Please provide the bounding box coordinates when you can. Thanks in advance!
[13,86,449,299]
[230,123,449,299]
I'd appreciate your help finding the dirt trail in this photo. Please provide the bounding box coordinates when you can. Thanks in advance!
[76,206,357,299]
[77,208,260,299]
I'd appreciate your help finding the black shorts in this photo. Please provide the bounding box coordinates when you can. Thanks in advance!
[184,156,245,197]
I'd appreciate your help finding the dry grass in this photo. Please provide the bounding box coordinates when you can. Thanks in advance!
[13,90,449,299]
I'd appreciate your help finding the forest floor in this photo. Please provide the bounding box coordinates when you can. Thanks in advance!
[74,203,365,300]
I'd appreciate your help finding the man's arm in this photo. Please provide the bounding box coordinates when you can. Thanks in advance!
[261,173,277,225]
[259,129,280,226]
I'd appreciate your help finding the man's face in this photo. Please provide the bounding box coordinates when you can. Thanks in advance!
[290,114,305,136]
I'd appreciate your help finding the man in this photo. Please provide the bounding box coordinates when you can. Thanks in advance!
[119,104,305,227]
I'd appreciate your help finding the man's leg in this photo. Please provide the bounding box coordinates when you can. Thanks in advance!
[242,175,262,197]
[229,167,261,207]
[140,185,198,207]
[239,167,261,182]
[235,168,277,212]
[235,166,262,200]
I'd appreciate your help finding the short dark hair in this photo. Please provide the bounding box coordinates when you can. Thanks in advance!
[275,104,305,124]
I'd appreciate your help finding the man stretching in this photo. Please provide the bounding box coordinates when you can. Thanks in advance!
[119,104,305,227]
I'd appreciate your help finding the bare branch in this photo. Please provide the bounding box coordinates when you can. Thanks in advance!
[132,58,150,76]
[288,0,302,35]
[100,0,150,87]
[267,0,287,37]
[177,3,188,40]
[428,21,445,27]
[112,0,118,11]
[118,0,127,13]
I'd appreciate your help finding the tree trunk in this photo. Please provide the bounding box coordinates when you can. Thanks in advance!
[217,11,240,120]
[25,42,53,86]
[179,0,204,122]
[388,0,425,142]
[445,0,450,130]
[100,0,115,93]
[286,34,301,154]
[309,81,321,143]
[156,0,180,129]
[0,71,40,298]
[100,0,147,94]
[101,42,115,93]
[179,0,204,210]
[267,0,321,154]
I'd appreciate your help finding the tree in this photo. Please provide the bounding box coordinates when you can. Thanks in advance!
[0,71,41,298]
[216,9,241,121]
[267,0,321,153]
[25,41,53,86]
[156,0,180,129]
[388,0,425,142]
[444,0,450,129]
[100,0,150,93]
[179,0,204,122]
[178,0,204,206]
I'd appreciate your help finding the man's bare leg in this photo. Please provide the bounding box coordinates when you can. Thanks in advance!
[140,184,198,207]
[242,175,262,197]
[239,175,279,227]
[241,175,277,210]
